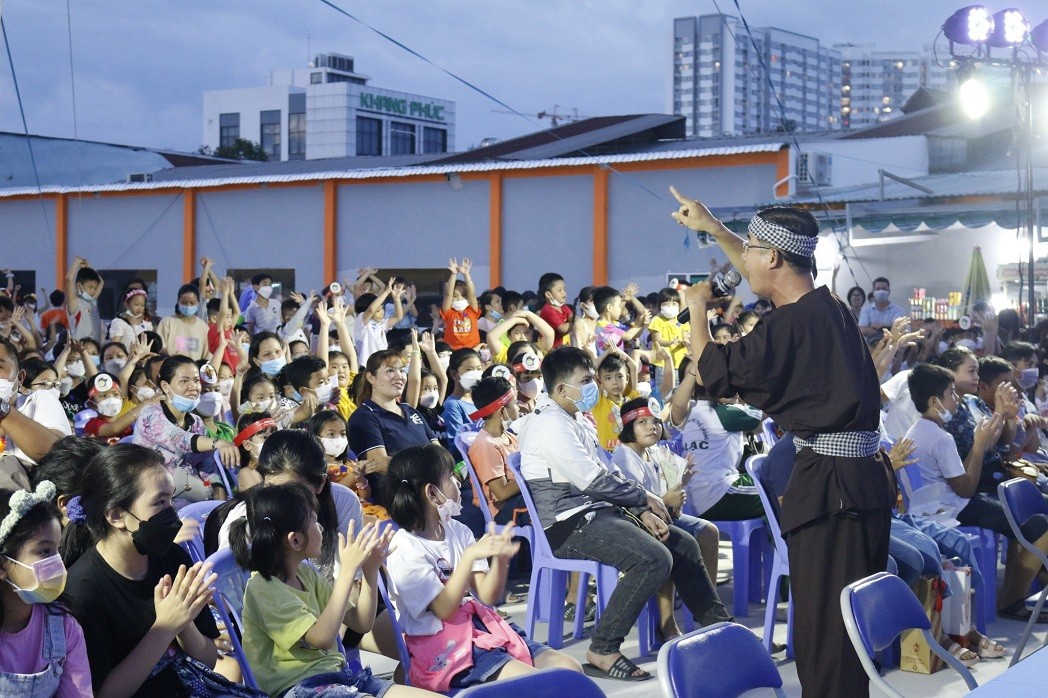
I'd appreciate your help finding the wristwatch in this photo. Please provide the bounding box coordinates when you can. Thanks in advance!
[0,398,10,423]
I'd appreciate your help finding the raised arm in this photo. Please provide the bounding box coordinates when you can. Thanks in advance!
[65,257,87,316]
[442,259,459,312]
[460,258,479,310]
[670,186,746,279]
[405,330,422,407]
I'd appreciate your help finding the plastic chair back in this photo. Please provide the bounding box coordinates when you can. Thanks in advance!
[841,572,977,697]
[178,500,224,563]
[456,432,492,525]
[760,418,779,448]
[456,668,604,697]
[997,477,1048,665]
[506,453,554,559]
[656,621,785,698]
[212,450,237,497]
[202,547,258,689]
[744,455,787,561]
[895,460,925,511]
[377,569,414,683]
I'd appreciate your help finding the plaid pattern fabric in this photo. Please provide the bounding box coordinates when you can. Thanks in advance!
[749,214,818,257]
[794,430,880,458]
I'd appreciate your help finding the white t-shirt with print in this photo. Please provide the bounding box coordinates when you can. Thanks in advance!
[904,417,969,521]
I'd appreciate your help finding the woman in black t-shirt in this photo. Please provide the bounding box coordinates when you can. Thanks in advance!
[62,444,247,697]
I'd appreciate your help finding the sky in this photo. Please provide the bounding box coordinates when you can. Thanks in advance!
[0,1,970,154]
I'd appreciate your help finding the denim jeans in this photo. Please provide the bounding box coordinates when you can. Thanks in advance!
[553,507,730,654]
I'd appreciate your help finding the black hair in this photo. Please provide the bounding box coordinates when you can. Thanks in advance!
[541,346,594,393]
[736,311,759,328]
[141,331,164,354]
[75,267,102,285]
[79,338,101,355]
[502,290,523,312]
[31,436,104,505]
[598,352,626,375]
[677,356,709,400]
[251,273,272,286]
[357,349,403,404]
[872,277,890,288]
[754,206,819,274]
[931,346,976,372]
[712,323,734,338]
[656,288,681,305]
[0,487,63,627]
[255,429,337,569]
[1001,341,1038,364]
[977,356,1013,386]
[307,410,349,458]
[20,357,57,387]
[49,290,65,307]
[479,290,502,314]
[908,363,955,413]
[617,396,657,444]
[435,340,452,355]
[101,342,128,359]
[472,376,513,411]
[236,411,274,468]
[206,298,223,316]
[354,292,377,316]
[0,297,13,314]
[385,444,455,532]
[242,373,277,403]
[592,286,620,317]
[386,329,413,355]
[537,272,564,308]
[62,444,166,567]
[233,482,318,581]
[158,354,197,391]
[846,286,866,303]
[280,298,300,314]
[0,337,18,370]
[175,284,200,313]
[284,355,326,392]
[248,331,282,365]
[448,348,480,381]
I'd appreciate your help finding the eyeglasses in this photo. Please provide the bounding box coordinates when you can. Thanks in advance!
[30,380,61,390]
[743,241,775,252]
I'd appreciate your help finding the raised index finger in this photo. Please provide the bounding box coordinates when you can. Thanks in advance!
[669,186,691,205]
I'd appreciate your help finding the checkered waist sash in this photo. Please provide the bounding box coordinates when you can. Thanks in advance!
[793,430,880,458]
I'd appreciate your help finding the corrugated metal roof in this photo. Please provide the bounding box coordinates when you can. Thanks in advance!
[0,143,786,198]
[779,167,1048,205]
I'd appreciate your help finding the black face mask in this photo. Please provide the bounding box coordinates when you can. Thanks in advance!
[129,506,182,557]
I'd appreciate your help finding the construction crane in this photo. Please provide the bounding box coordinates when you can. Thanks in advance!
[491,105,588,127]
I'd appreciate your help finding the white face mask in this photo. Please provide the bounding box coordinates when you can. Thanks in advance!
[257,286,274,299]
[956,338,978,351]
[135,386,156,402]
[438,354,451,371]
[59,376,73,396]
[321,435,348,458]
[104,358,126,375]
[435,487,462,524]
[195,392,224,418]
[0,378,17,402]
[660,304,679,319]
[314,383,334,404]
[451,299,469,312]
[419,391,439,409]
[217,378,234,397]
[546,297,563,308]
[934,398,954,425]
[43,387,61,401]
[459,369,483,391]
[66,360,85,378]
[635,381,653,398]
[96,396,123,417]
[581,302,598,320]
[519,378,544,400]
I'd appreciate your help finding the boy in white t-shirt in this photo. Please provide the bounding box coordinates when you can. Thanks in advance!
[353,279,404,367]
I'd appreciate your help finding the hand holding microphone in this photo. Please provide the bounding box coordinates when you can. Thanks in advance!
[677,268,742,324]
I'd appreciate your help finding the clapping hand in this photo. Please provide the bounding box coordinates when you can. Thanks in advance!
[887,437,917,471]
[152,563,216,637]
[337,521,381,576]
[470,523,520,562]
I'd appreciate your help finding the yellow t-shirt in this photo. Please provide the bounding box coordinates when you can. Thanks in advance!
[242,563,345,697]
[647,316,690,368]
[590,390,639,451]
[336,371,358,421]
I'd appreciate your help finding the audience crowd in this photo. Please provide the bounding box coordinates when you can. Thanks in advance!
[1,253,1046,696]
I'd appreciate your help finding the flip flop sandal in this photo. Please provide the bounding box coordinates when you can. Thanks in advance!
[999,601,1048,624]
[947,642,980,668]
[582,656,652,682]
[973,634,1007,658]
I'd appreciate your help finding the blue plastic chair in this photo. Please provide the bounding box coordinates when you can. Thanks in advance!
[705,516,767,618]
[656,621,786,698]
[455,668,604,697]
[455,432,534,551]
[744,455,793,658]
[212,450,238,498]
[998,477,1048,666]
[203,547,258,689]
[178,500,224,563]
[760,418,779,448]
[505,453,621,649]
[841,572,978,697]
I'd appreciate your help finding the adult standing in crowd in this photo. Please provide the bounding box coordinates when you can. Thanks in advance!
[858,276,908,341]
[671,186,896,698]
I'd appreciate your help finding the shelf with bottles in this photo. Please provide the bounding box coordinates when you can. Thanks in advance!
[908,290,963,322]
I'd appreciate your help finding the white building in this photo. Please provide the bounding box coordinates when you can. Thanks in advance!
[202,53,455,161]
[672,15,841,137]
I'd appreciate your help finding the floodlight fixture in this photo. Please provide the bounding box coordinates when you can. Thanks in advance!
[1031,20,1048,54]
[943,5,994,44]
[959,76,990,119]
[987,8,1030,47]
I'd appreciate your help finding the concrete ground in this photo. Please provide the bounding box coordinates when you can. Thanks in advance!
[361,541,1045,696]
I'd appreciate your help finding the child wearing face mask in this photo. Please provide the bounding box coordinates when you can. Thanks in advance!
[195,363,235,445]
[442,348,483,453]
[571,286,599,359]
[415,369,447,445]
[537,272,573,348]
[510,349,544,415]
[244,274,281,336]
[284,355,339,424]
[308,410,389,522]
[82,373,149,442]
[65,257,103,343]
[647,287,690,382]
[108,288,153,350]
[384,444,581,692]
[440,258,481,351]
[354,278,405,367]
[156,284,211,361]
[0,482,93,697]
[589,349,640,452]
[467,377,529,527]
[232,413,277,491]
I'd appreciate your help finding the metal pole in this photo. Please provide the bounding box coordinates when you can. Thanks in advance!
[1024,65,1036,327]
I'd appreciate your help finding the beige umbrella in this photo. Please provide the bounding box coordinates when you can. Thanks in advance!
[961,246,991,317]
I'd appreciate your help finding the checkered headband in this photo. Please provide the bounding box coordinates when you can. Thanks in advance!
[748,214,818,258]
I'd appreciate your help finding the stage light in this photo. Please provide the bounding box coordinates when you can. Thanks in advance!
[959,77,990,119]
[1031,20,1048,54]
[987,8,1030,47]
[943,6,994,44]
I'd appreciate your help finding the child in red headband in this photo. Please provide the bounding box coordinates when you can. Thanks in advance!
[466,377,528,527]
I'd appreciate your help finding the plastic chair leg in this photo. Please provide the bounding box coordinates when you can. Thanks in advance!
[762,571,783,653]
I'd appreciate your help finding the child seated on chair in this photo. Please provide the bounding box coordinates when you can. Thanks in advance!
[384,444,582,693]
[611,396,718,642]
[235,482,434,697]
[467,376,529,527]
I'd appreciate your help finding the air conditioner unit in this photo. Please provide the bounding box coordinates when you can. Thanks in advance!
[127,173,153,183]
[797,152,831,187]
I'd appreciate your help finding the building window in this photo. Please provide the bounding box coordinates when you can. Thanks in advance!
[288,112,306,160]
[219,113,239,149]
[260,110,281,159]
[356,117,382,156]
[422,127,447,154]
[390,121,416,156]
[310,72,322,84]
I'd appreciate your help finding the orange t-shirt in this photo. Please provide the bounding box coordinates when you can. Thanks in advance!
[40,308,69,333]
[440,306,482,350]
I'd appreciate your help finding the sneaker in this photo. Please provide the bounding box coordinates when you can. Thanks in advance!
[565,602,577,622]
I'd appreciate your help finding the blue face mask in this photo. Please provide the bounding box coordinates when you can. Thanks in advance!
[170,393,200,413]
[567,380,600,412]
[178,304,198,317]
[490,310,502,320]
[260,357,286,377]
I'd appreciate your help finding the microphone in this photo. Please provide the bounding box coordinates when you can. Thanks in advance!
[677,268,742,324]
